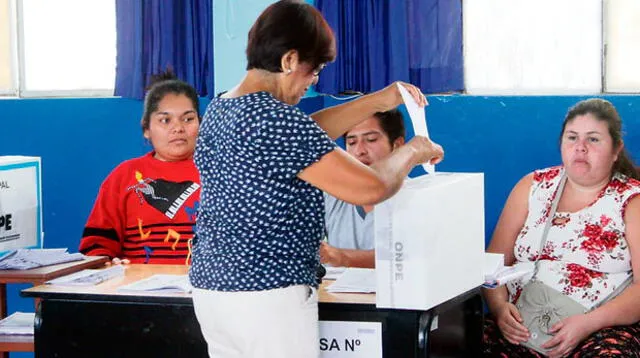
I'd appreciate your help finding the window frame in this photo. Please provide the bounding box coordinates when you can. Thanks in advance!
[9,0,115,98]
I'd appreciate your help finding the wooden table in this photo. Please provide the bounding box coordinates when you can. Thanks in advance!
[0,255,108,355]
[22,264,483,358]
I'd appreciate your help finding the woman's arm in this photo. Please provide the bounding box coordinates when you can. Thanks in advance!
[298,136,442,205]
[483,173,532,314]
[486,174,533,264]
[584,195,640,328]
[484,174,531,311]
[310,82,427,140]
[320,242,375,268]
[482,173,532,345]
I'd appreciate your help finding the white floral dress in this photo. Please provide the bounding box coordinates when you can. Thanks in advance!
[507,166,640,309]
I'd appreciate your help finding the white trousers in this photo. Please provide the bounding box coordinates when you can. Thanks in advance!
[192,285,319,358]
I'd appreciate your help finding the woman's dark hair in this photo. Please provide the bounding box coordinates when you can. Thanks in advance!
[560,98,639,180]
[343,109,405,145]
[141,69,200,132]
[246,0,336,74]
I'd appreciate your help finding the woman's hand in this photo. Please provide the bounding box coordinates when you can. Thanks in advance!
[374,81,427,112]
[406,136,444,165]
[495,302,530,344]
[542,314,596,358]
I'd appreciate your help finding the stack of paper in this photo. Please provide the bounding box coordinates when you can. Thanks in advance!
[118,274,193,293]
[0,312,35,335]
[323,266,347,280]
[326,268,376,293]
[46,265,125,286]
[483,253,532,289]
[0,248,84,270]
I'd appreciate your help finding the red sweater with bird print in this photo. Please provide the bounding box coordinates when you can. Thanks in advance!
[79,152,200,264]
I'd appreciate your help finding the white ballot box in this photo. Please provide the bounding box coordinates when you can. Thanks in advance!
[0,156,43,254]
[375,172,484,310]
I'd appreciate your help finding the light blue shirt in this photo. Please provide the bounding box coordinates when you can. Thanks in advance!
[324,193,375,250]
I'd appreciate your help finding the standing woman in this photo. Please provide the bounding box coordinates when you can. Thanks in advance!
[189,1,444,357]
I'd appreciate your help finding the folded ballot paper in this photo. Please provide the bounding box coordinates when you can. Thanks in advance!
[118,274,193,293]
[375,172,485,310]
[46,264,125,286]
[483,253,532,289]
[397,83,434,174]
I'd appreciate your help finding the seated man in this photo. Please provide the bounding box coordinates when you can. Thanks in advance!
[321,109,405,268]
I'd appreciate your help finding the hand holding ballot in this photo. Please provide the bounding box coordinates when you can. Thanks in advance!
[396,82,442,173]
[406,135,444,166]
[375,81,428,112]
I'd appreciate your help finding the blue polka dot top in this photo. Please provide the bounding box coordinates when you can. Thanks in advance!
[189,91,337,291]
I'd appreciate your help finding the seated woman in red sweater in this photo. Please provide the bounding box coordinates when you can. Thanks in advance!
[79,72,200,265]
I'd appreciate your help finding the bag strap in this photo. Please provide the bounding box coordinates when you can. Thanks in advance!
[531,174,567,280]
[591,275,633,311]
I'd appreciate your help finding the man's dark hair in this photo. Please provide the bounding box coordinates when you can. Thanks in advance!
[374,109,405,145]
[344,109,405,145]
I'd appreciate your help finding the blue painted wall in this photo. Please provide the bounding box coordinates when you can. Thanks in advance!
[0,98,205,327]
[422,95,640,244]
[214,0,274,94]
[2,94,640,355]
[319,94,640,246]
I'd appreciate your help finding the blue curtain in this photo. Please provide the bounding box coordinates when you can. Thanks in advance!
[316,0,462,95]
[115,0,214,99]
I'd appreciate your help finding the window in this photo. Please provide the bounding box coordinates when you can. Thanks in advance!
[464,0,602,95]
[0,0,16,95]
[604,0,640,93]
[2,0,115,97]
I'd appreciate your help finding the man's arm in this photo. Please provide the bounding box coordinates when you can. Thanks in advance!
[320,242,375,268]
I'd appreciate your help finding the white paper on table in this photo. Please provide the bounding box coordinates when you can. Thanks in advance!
[118,274,193,293]
[323,266,347,280]
[396,83,434,174]
[326,268,376,293]
[0,248,84,270]
[46,264,125,286]
[0,312,35,335]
